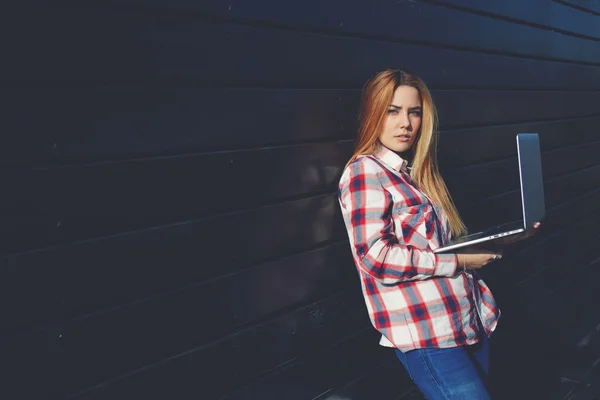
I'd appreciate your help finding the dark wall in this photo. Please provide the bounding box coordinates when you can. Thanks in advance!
[1,1,599,399]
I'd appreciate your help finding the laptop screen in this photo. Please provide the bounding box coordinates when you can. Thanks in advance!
[517,133,546,228]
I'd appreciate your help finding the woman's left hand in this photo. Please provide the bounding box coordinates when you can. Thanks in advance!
[493,222,541,246]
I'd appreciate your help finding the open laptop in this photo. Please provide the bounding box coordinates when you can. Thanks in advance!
[434,133,546,253]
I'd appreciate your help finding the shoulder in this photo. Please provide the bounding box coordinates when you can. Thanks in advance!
[339,155,382,184]
[338,156,386,201]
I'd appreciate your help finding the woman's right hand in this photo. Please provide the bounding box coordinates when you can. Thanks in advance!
[456,248,503,270]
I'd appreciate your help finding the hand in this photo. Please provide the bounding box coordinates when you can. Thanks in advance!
[493,222,541,246]
[456,248,503,270]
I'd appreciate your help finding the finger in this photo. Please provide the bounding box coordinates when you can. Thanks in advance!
[487,253,501,263]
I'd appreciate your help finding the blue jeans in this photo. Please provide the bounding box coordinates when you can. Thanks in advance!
[395,334,491,399]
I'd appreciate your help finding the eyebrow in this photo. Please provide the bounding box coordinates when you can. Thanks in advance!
[389,104,422,110]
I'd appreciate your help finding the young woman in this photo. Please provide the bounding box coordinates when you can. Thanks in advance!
[338,69,539,399]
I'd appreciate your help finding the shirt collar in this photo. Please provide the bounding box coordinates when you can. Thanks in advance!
[374,146,409,173]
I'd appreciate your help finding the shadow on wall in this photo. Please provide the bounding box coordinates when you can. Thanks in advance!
[225,187,359,397]
[490,313,564,399]
[489,264,600,398]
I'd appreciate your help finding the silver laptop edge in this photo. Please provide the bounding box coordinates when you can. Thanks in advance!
[433,133,545,253]
[433,226,526,253]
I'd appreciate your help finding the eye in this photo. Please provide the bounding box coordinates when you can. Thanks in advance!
[409,110,422,116]
[387,109,399,114]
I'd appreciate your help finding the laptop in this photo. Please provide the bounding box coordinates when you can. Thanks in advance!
[434,133,546,253]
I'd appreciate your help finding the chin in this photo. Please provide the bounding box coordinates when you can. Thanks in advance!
[389,143,413,154]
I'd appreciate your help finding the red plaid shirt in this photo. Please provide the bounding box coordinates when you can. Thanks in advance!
[338,147,500,351]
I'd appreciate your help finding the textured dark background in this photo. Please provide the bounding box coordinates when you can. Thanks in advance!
[0,1,599,399]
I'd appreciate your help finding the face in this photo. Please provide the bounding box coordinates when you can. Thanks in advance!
[379,85,422,154]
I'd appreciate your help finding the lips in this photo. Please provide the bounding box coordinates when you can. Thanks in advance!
[394,135,411,142]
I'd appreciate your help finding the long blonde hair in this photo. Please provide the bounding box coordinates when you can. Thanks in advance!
[347,69,467,237]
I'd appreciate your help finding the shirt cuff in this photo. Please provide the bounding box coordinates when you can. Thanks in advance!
[434,252,458,277]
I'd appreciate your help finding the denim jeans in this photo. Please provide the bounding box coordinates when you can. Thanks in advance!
[395,334,491,399]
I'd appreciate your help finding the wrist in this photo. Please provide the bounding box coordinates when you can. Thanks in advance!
[457,254,466,272]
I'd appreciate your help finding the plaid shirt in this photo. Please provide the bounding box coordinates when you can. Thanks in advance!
[338,147,500,351]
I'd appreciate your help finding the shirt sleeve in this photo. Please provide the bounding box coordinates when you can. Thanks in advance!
[338,158,458,284]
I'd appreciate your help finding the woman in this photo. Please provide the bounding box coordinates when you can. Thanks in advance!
[338,69,539,399]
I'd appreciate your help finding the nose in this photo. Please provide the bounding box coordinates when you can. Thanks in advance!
[399,111,411,129]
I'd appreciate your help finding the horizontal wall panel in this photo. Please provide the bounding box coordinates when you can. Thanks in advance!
[0,153,232,217]
[446,141,600,207]
[1,143,342,223]
[459,165,600,231]
[65,242,352,338]
[144,21,600,89]
[542,139,600,177]
[316,360,411,400]
[557,256,600,353]
[0,327,64,399]
[0,216,62,257]
[517,235,600,305]
[56,143,340,218]
[7,118,597,217]
[439,117,600,168]
[431,0,600,39]
[460,191,522,231]
[3,13,600,89]
[486,228,598,318]
[53,1,600,65]
[555,0,600,14]
[65,290,369,398]
[0,88,62,167]
[525,243,600,350]
[485,315,578,399]
[3,118,599,255]
[434,90,600,128]
[445,158,520,208]
[54,89,348,162]
[536,229,600,292]
[499,166,600,229]
[58,192,343,267]
[513,212,600,284]
[0,89,348,166]
[568,366,600,400]
[225,331,396,400]
[0,249,66,332]
[543,164,600,206]
[199,0,600,64]
[0,194,346,330]
[543,187,600,230]
[504,196,600,272]
[482,213,600,302]
[503,233,589,296]
[1,142,345,254]
[3,88,599,167]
